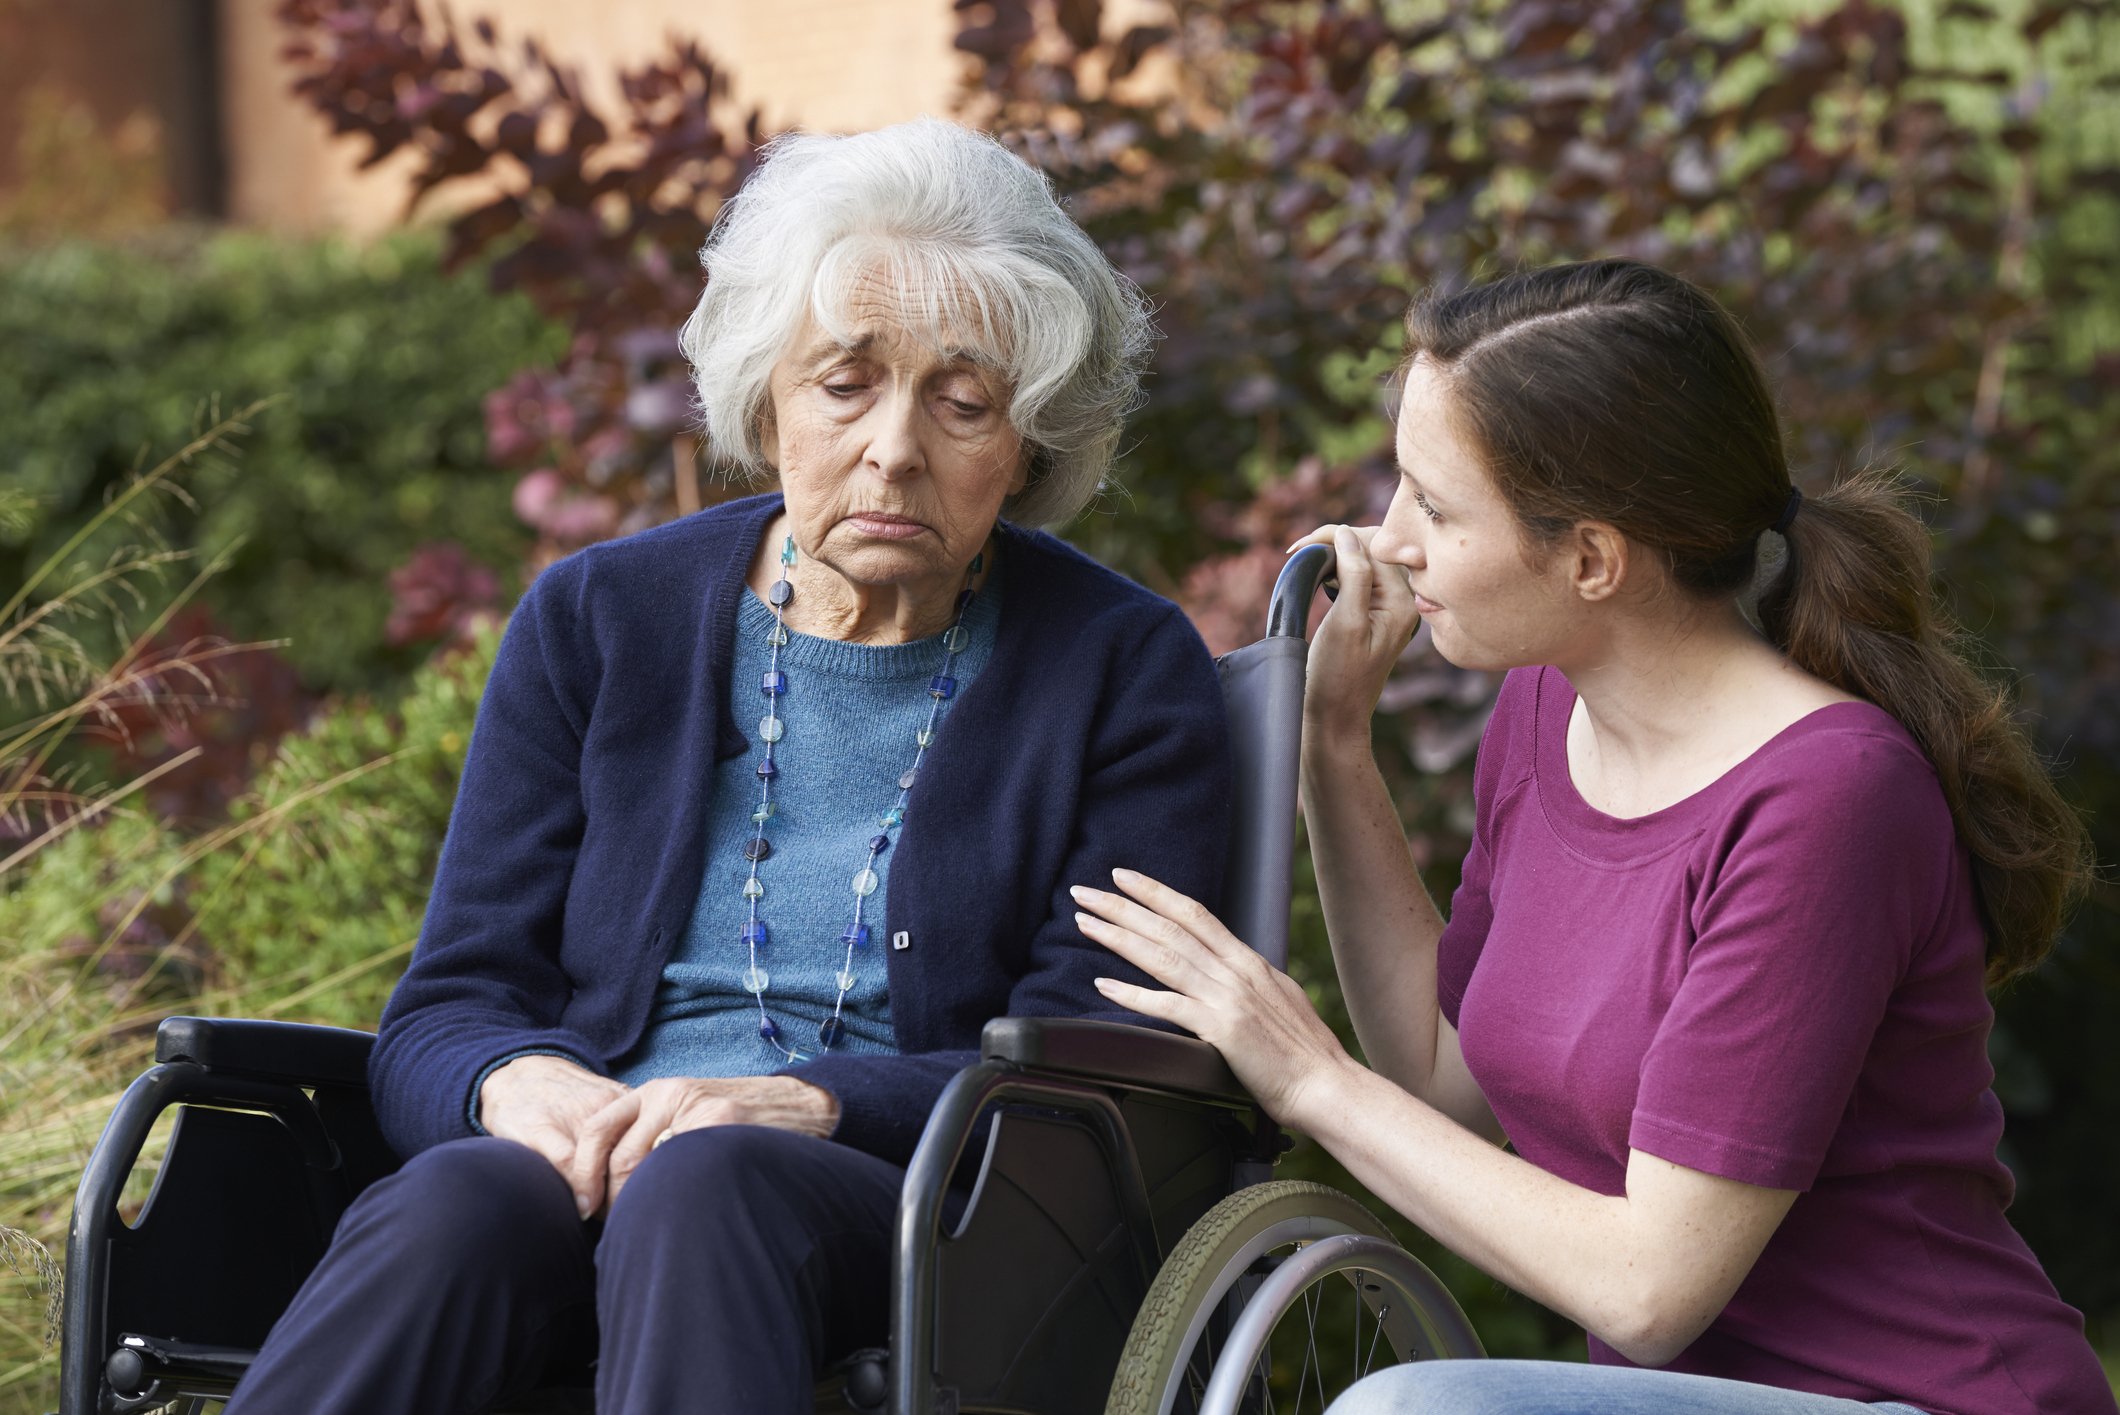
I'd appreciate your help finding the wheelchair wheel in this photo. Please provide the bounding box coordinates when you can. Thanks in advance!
[1105,1180,1483,1415]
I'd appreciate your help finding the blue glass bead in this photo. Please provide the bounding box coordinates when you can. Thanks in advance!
[757,757,779,780]
[880,806,904,829]
[869,833,890,854]
[761,670,787,697]
[742,837,772,862]
[969,553,983,574]
[956,589,974,611]
[841,923,872,949]
[851,867,880,897]
[752,801,775,823]
[818,1016,846,1049]
[780,536,797,567]
[740,920,768,946]
[759,1015,781,1041]
[929,675,956,700]
[768,580,793,607]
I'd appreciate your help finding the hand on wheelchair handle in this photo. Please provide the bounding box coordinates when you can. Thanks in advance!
[1289,524,1421,746]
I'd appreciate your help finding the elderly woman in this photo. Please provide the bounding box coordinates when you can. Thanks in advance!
[221,118,1230,1415]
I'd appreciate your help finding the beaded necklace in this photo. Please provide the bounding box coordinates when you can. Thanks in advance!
[741,535,983,1062]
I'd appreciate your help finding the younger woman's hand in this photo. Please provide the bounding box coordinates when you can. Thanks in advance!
[1287,524,1420,744]
[1072,869,1355,1128]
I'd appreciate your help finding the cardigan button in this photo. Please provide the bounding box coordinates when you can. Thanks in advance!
[892,931,911,951]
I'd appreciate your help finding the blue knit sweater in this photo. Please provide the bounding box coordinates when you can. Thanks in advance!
[372,493,1233,1166]
[615,583,1000,1080]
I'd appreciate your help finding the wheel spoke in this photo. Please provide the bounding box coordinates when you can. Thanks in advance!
[1363,1300,1391,1375]
[1297,1281,1314,1408]
[1352,1269,1362,1388]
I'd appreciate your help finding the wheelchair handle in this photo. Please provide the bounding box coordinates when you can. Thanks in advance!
[1266,543,1335,639]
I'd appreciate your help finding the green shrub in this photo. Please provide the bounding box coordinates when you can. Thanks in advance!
[196,619,497,1024]
[6,618,495,1031]
[0,230,559,694]
[0,617,495,1411]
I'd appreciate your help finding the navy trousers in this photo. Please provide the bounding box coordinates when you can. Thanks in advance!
[220,1125,906,1415]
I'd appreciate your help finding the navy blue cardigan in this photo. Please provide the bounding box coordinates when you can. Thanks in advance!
[371,494,1234,1165]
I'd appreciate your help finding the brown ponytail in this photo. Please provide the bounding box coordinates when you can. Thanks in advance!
[1756,470,2093,987]
[1407,260,2093,988]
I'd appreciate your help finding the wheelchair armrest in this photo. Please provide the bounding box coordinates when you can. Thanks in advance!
[980,1017,1250,1107]
[154,1016,376,1089]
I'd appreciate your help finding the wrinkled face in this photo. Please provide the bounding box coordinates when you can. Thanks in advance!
[1372,357,1586,671]
[764,270,1027,590]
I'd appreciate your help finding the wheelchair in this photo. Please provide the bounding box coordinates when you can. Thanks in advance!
[58,545,1485,1415]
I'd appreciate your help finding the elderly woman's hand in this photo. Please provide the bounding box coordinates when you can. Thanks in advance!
[477,1055,632,1218]
[1287,524,1421,746]
[1073,870,1358,1128]
[575,1076,842,1215]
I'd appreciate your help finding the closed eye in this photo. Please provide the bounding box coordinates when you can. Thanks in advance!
[1413,488,1442,523]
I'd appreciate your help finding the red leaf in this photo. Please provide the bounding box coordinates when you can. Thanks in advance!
[496,109,539,158]
[449,194,526,256]
[1056,0,1101,52]
[1109,24,1173,80]
[569,110,610,151]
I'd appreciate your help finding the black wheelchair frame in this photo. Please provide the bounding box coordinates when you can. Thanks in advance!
[59,546,1360,1415]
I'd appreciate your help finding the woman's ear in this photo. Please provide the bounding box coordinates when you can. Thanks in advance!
[1568,521,1629,603]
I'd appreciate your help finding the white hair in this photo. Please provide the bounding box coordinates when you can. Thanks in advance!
[679,117,1153,527]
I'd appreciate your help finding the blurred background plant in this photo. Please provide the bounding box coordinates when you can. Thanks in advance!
[0,417,245,1406]
[1,0,2115,1405]
[0,232,556,690]
[0,421,496,1403]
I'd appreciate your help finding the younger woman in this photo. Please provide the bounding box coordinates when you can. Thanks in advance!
[1073,260,2111,1414]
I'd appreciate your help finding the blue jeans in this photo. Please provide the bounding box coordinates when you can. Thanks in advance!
[1326,1360,1928,1414]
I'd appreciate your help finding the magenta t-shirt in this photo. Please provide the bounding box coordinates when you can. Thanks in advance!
[1436,667,2114,1415]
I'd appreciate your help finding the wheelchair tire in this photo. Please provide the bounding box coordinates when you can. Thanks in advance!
[1104,1180,1483,1415]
